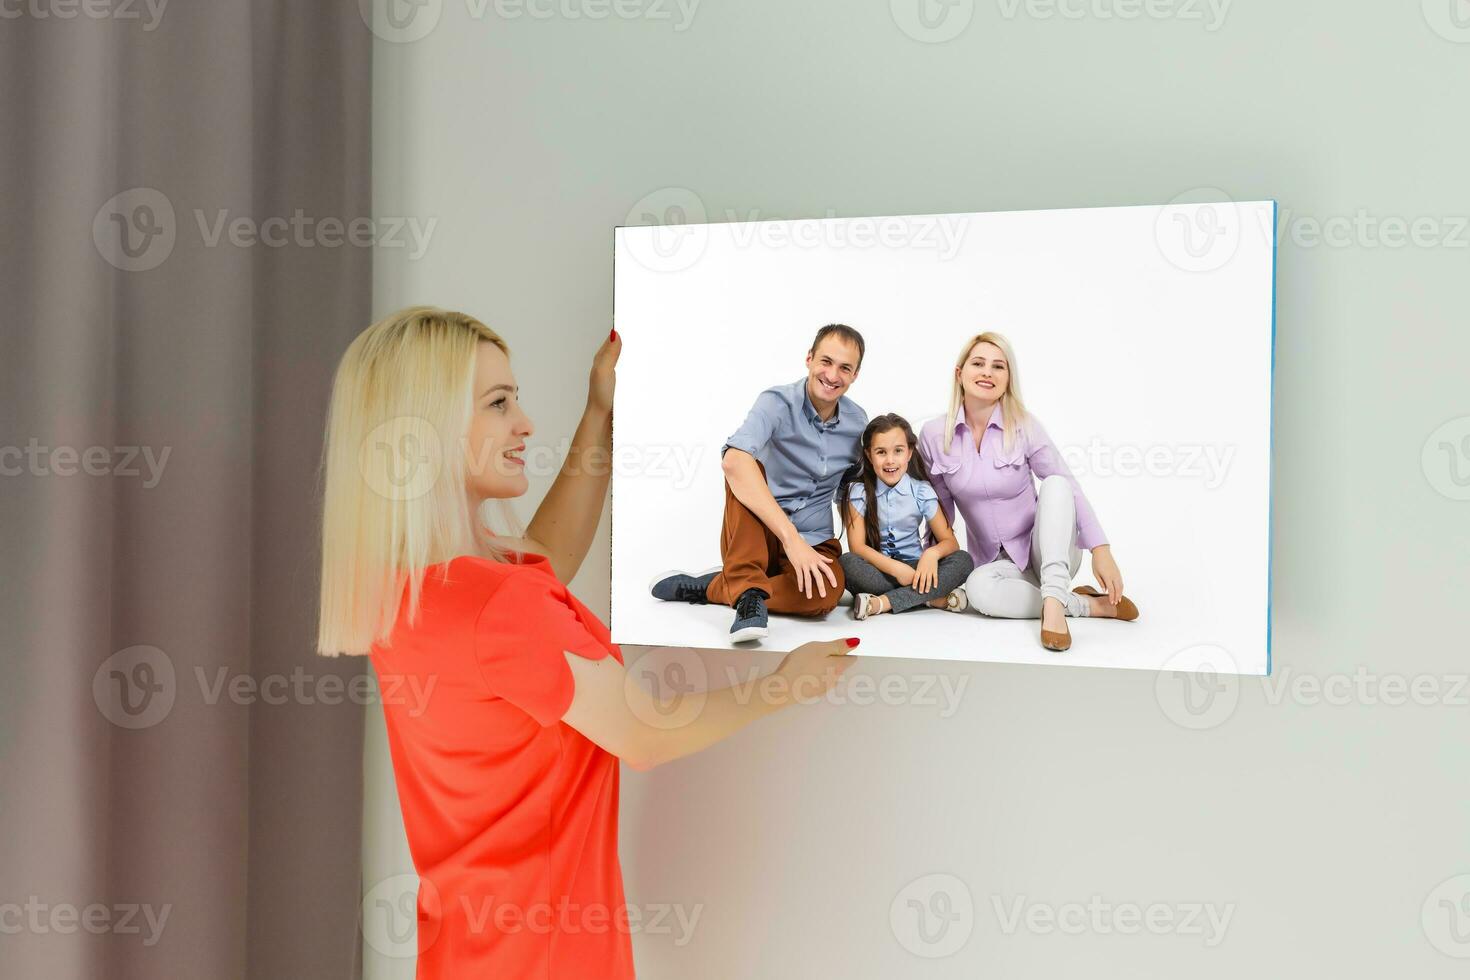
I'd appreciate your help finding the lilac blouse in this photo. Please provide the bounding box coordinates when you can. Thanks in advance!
[917,403,1106,572]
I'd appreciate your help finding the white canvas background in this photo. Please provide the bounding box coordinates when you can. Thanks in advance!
[611,201,1274,675]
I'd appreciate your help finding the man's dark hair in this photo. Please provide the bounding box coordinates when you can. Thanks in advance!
[808,323,865,370]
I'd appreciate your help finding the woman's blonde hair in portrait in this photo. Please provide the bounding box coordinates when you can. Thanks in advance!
[943,330,1029,455]
[317,306,522,657]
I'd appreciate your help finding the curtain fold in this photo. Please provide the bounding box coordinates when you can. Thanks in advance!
[1,3,372,977]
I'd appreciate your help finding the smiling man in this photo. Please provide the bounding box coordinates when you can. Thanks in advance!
[651,324,869,642]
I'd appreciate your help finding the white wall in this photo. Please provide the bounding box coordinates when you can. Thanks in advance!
[366,3,1470,977]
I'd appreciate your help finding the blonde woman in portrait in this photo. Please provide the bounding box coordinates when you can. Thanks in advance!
[316,307,856,979]
[916,331,1140,652]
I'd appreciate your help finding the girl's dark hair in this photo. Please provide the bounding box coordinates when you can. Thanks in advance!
[838,413,931,551]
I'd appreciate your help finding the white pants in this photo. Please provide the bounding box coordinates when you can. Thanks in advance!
[965,475,1088,619]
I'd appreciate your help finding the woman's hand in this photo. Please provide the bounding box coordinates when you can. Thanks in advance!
[588,329,620,417]
[1090,545,1124,605]
[914,550,940,594]
[892,562,916,587]
[774,638,857,704]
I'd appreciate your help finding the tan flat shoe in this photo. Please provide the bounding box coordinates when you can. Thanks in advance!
[1073,585,1139,622]
[1040,622,1072,652]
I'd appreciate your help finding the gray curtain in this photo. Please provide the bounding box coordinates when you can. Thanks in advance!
[1,3,371,977]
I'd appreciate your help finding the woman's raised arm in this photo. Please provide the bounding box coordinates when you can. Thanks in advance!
[523,331,619,581]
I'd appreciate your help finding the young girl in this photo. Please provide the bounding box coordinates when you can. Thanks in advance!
[838,413,976,619]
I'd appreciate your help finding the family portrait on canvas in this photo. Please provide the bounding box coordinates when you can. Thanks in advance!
[611,202,1274,675]
[648,323,1139,655]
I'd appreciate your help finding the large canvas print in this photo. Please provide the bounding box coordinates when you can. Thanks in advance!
[611,201,1275,675]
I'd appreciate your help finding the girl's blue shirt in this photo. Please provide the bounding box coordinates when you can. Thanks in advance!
[846,472,939,563]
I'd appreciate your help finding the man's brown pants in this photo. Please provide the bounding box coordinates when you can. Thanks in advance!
[704,462,845,616]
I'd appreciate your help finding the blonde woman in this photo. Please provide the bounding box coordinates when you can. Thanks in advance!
[916,332,1139,652]
[317,307,856,979]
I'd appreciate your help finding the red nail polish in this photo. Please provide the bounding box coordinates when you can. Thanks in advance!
[609,329,618,343]
[845,637,860,648]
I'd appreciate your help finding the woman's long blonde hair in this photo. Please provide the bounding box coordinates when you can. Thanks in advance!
[942,331,1029,455]
[316,306,520,656]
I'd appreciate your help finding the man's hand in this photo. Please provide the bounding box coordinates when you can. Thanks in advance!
[783,535,838,600]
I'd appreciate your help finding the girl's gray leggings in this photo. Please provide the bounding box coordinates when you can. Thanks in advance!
[838,549,975,614]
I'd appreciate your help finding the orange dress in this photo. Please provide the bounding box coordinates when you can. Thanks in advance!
[370,553,635,979]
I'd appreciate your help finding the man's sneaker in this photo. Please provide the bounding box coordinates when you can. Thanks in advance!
[729,588,769,643]
[650,568,719,604]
